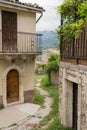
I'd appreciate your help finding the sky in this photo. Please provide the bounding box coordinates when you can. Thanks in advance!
[20,0,64,31]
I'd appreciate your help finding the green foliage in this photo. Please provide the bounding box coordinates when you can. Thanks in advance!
[36,74,72,130]
[0,104,4,110]
[58,0,76,20]
[41,74,52,87]
[35,74,45,83]
[45,54,60,72]
[78,1,87,19]
[57,0,87,40]
[8,123,17,127]
[34,89,44,108]
[46,117,72,130]
[35,64,45,74]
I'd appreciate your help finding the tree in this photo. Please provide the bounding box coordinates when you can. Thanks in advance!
[45,54,60,82]
[57,0,87,40]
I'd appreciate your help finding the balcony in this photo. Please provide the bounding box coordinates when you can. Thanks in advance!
[61,28,87,65]
[0,30,42,54]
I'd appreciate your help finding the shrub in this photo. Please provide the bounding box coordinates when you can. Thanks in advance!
[0,104,4,110]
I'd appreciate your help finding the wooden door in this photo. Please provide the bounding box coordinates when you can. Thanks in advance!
[72,83,78,130]
[7,69,19,103]
[2,11,17,52]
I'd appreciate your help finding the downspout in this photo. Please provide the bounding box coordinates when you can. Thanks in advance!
[36,12,43,24]
[0,0,44,24]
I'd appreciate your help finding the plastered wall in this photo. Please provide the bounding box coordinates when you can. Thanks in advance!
[17,11,36,33]
[0,55,35,106]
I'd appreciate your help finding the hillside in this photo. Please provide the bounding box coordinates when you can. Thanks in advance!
[37,30,59,50]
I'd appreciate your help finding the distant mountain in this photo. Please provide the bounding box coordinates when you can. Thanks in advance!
[37,30,59,50]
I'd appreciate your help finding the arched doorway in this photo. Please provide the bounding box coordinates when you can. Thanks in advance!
[7,69,19,103]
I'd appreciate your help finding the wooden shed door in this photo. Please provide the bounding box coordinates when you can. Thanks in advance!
[7,69,19,103]
[2,11,17,52]
[72,83,78,130]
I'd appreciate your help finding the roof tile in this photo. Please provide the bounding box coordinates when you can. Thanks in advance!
[4,0,44,10]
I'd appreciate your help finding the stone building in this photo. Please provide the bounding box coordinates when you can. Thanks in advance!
[37,48,60,63]
[59,23,87,129]
[0,0,44,107]
[36,49,59,76]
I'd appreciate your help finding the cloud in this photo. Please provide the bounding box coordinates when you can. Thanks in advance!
[20,0,63,31]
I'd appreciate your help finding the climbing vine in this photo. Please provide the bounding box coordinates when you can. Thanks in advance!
[57,0,87,40]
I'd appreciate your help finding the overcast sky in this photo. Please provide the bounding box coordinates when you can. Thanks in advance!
[20,0,63,31]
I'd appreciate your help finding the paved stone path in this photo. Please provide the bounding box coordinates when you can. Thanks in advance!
[1,79,53,130]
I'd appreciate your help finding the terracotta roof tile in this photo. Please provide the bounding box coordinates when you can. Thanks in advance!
[5,0,44,10]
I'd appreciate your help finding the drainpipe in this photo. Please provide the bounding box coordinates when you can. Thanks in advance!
[36,12,43,24]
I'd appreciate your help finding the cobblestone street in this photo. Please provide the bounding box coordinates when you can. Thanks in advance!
[0,79,53,130]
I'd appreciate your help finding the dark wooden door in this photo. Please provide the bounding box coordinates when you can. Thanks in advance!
[2,11,17,52]
[7,69,19,103]
[72,83,78,130]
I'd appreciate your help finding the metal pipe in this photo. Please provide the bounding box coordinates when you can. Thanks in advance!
[36,13,43,23]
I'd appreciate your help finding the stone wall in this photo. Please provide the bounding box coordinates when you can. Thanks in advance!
[51,70,59,85]
[59,62,87,130]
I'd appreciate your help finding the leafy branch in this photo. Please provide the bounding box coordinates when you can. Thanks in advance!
[57,0,87,40]
[45,54,60,81]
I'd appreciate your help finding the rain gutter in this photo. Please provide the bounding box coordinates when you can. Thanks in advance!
[0,0,45,13]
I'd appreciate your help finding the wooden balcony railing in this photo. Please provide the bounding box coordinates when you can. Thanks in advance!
[61,26,87,64]
[0,30,42,54]
[61,29,87,59]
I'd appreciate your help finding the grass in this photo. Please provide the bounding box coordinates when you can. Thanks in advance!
[34,73,46,108]
[46,117,72,130]
[8,123,17,127]
[0,104,4,110]
[34,73,45,84]
[35,73,72,130]
[34,88,44,108]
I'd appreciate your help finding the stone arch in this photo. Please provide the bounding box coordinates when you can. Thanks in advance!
[2,65,24,106]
